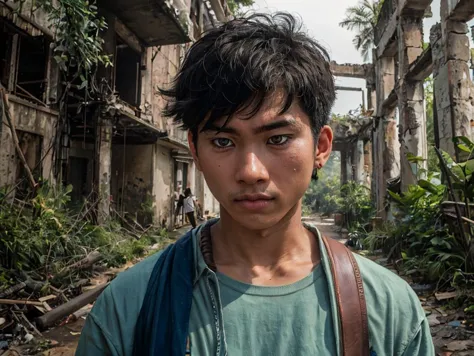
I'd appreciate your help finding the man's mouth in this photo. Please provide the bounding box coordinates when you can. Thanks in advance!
[234,194,274,211]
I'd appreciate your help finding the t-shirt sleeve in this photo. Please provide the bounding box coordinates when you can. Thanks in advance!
[76,311,119,356]
[75,252,163,356]
[401,318,435,356]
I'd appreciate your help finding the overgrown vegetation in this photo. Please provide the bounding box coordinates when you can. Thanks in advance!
[15,0,111,92]
[365,137,474,290]
[0,184,168,289]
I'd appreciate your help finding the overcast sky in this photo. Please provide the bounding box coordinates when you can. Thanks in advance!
[251,0,474,115]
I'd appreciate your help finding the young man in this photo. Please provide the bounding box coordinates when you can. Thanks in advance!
[76,13,434,356]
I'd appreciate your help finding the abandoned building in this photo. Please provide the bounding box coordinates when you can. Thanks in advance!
[0,0,232,228]
[331,0,474,220]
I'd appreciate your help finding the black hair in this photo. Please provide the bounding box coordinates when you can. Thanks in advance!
[184,188,192,197]
[160,12,336,143]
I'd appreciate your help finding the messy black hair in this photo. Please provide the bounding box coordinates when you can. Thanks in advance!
[160,12,336,143]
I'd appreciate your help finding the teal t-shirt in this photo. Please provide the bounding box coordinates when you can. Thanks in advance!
[75,222,435,356]
[213,265,337,355]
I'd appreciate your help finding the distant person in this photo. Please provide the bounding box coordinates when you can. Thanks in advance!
[77,12,434,356]
[174,184,185,227]
[183,187,197,228]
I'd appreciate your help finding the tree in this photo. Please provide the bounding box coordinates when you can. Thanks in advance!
[339,0,384,62]
[228,0,254,16]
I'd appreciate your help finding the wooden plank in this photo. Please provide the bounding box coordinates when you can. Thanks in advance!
[0,299,44,306]
[38,295,57,303]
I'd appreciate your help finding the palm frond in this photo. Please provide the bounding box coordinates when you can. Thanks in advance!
[340,0,384,62]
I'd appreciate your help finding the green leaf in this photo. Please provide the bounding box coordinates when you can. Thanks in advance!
[407,153,425,163]
[418,179,441,195]
[454,136,474,151]
[457,144,471,153]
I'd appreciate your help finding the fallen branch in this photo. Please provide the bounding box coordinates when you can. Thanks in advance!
[57,251,102,278]
[1,89,37,190]
[0,283,26,298]
[36,282,109,330]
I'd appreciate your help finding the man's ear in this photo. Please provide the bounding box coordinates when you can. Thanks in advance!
[314,125,333,169]
[188,130,202,171]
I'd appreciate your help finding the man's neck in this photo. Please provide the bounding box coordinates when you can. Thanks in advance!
[210,205,320,286]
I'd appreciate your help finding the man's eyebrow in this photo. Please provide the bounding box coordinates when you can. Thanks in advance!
[253,118,301,134]
[200,118,301,135]
[200,123,237,134]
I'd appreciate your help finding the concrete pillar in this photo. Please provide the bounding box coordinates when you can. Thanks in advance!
[93,12,116,223]
[398,15,428,191]
[95,116,113,223]
[374,55,399,218]
[340,149,349,185]
[351,140,365,183]
[431,7,473,159]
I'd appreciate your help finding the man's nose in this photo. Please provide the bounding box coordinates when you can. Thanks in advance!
[234,150,270,185]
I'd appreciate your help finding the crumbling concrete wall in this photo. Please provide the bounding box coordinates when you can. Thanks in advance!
[1,1,55,38]
[111,144,155,225]
[431,7,473,159]
[0,96,57,189]
[153,145,174,227]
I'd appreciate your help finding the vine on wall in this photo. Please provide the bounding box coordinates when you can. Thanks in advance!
[15,0,111,92]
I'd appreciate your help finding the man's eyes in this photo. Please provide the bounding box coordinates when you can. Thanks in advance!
[267,135,290,145]
[211,135,291,149]
[212,138,233,148]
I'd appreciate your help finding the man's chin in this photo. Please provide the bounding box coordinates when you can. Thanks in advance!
[227,212,284,232]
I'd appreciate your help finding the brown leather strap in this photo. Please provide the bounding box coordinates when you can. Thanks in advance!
[322,236,369,356]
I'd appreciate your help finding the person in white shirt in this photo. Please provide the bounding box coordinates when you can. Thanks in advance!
[183,188,197,228]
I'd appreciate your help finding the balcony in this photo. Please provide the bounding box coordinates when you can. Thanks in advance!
[99,0,193,46]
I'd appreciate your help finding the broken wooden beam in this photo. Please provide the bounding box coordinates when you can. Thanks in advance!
[36,282,109,330]
[406,45,433,81]
[381,87,398,116]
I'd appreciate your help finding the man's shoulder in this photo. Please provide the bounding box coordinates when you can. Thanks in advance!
[355,253,421,309]
[92,250,165,319]
[354,254,427,354]
[108,250,164,296]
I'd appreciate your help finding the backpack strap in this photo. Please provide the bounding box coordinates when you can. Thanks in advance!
[322,236,369,356]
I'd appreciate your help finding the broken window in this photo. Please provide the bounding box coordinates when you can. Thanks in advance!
[0,19,48,102]
[16,34,48,102]
[115,36,141,108]
[15,131,42,199]
[0,22,12,88]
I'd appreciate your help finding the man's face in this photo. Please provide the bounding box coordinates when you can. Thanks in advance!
[189,93,333,231]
